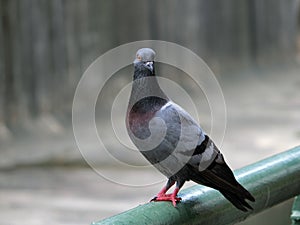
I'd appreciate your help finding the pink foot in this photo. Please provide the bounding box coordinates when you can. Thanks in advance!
[151,194,182,207]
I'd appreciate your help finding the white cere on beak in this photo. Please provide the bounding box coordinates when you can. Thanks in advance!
[145,61,153,66]
[145,61,154,72]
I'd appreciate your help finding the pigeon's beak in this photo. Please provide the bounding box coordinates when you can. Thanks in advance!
[145,61,154,73]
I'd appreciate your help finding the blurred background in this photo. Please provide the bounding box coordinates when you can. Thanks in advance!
[1,0,300,224]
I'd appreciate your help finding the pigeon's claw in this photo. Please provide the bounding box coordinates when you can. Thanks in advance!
[151,193,182,207]
[172,195,182,207]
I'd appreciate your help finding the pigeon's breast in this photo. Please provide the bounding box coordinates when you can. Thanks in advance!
[127,100,181,162]
[127,96,168,138]
[127,110,156,139]
[127,100,204,177]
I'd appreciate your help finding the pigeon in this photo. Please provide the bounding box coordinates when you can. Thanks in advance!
[126,48,255,211]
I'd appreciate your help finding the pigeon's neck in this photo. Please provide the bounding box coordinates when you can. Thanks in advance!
[128,65,169,115]
[127,75,168,137]
[133,64,155,80]
[129,75,168,109]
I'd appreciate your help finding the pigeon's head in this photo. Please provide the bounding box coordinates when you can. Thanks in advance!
[133,48,156,79]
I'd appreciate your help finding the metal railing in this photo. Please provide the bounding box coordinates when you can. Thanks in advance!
[93,146,300,225]
[291,195,300,225]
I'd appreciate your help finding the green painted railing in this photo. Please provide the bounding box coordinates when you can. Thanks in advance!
[291,195,300,225]
[93,146,300,225]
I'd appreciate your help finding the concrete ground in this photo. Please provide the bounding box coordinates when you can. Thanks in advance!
[0,66,299,225]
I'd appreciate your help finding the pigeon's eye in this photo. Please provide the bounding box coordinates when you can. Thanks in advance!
[136,55,142,61]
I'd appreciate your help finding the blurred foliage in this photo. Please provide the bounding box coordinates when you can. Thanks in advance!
[0,0,299,132]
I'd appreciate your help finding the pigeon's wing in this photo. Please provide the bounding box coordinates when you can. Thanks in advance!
[146,101,216,177]
[187,136,255,211]
[164,102,255,211]
[164,102,219,171]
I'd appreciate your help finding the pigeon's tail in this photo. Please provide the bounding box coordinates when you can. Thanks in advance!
[190,156,255,212]
[219,187,254,212]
